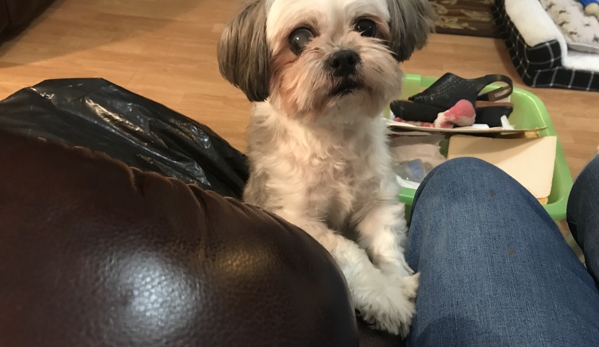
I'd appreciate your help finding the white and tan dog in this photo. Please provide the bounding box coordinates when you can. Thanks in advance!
[218,0,435,336]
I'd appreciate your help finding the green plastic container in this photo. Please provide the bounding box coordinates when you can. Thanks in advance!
[394,74,573,221]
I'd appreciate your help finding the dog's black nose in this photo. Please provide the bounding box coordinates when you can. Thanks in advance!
[328,50,360,76]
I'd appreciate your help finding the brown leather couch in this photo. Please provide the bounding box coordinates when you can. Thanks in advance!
[0,0,53,35]
[0,129,405,346]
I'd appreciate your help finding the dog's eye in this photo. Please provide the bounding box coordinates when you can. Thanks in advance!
[354,19,377,37]
[289,28,314,55]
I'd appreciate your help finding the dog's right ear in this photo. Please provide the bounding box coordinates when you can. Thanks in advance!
[218,0,270,102]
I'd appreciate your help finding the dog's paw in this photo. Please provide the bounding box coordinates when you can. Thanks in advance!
[353,272,419,338]
[378,257,415,279]
[400,272,420,301]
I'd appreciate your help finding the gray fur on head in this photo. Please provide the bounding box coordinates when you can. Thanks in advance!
[386,0,436,62]
[217,0,270,102]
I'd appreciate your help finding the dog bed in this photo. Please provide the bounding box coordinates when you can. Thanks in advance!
[493,0,599,92]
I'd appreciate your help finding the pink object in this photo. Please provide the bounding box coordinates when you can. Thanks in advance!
[392,99,475,131]
[433,99,476,129]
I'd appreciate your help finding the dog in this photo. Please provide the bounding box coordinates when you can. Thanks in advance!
[217,0,435,336]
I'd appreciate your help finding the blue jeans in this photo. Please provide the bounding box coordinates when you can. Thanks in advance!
[406,157,599,346]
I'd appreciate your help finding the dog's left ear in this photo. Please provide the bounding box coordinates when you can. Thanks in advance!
[217,0,270,102]
[386,0,437,62]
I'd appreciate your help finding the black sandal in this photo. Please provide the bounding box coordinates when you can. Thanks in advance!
[391,100,513,128]
[475,105,513,127]
[390,73,514,126]
[408,73,513,109]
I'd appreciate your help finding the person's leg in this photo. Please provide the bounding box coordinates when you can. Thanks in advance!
[406,158,599,347]
[568,156,599,286]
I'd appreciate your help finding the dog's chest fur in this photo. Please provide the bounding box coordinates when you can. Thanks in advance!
[244,103,394,232]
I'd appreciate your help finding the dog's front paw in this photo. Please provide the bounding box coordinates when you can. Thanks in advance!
[353,273,420,338]
[379,259,415,279]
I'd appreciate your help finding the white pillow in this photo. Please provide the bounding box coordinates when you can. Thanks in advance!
[540,0,599,54]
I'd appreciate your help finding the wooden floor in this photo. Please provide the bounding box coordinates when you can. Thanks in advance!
[0,0,597,177]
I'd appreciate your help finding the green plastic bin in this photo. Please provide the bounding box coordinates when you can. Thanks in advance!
[394,74,573,221]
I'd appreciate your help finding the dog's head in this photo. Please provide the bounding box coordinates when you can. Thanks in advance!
[218,0,435,120]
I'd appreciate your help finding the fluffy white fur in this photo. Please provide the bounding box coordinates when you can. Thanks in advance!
[218,0,435,336]
[266,0,392,41]
[246,102,418,336]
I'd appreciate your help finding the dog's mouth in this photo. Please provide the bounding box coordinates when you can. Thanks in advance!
[331,79,362,96]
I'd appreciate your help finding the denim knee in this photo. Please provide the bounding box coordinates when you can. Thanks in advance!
[425,157,510,190]
[580,156,599,180]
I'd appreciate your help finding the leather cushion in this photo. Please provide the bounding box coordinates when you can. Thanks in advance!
[0,130,358,347]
